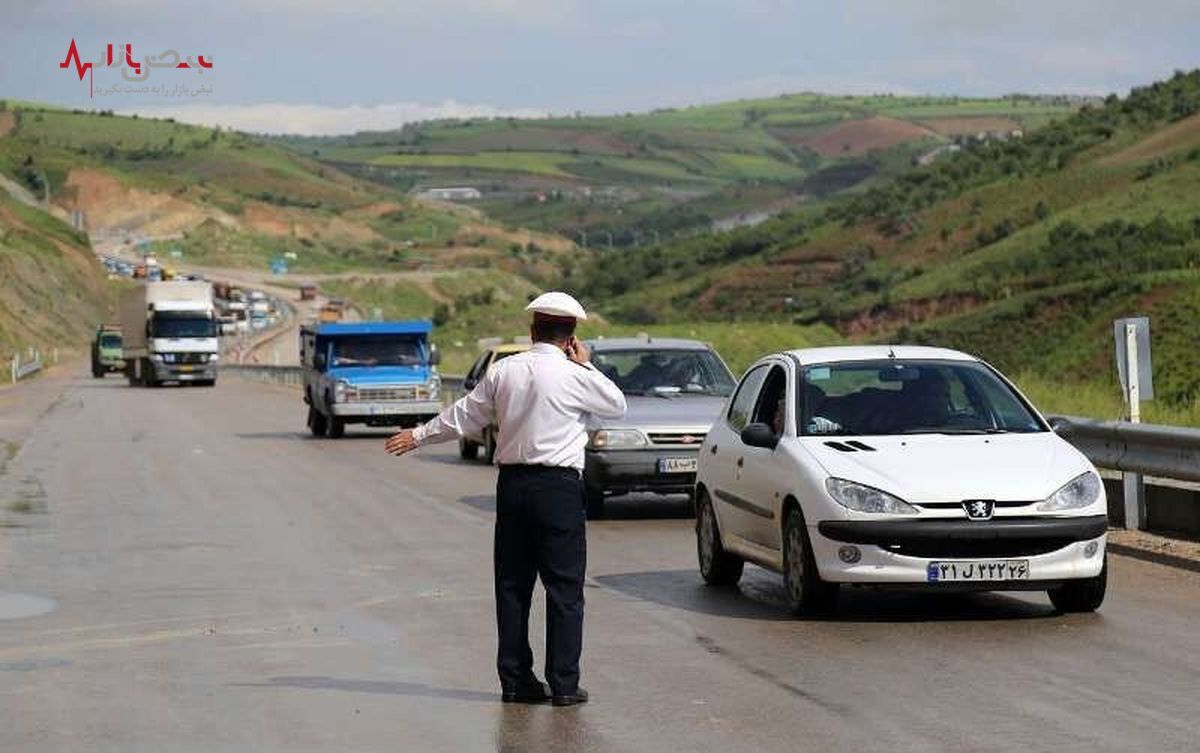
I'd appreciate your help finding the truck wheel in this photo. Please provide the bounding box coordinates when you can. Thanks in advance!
[482,427,497,464]
[326,416,345,439]
[142,359,159,388]
[92,365,103,378]
[308,406,328,437]
[696,489,744,586]
[459,438,479,460]
[782,506,838,617]
[584,479,606,520]
[1048,557,1107,613]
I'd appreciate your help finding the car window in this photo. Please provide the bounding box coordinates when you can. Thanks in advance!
[467,353,488,381]
[331,337,424,367]
[590,347,736,396]
[727,365,769,432]
[799,359,1045,436]
[752,365,789,435]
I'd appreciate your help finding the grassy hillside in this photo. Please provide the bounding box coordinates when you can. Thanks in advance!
[0,191,117,356]
[0,102,568,276]
[279,93,1078,244]
[567,71,1200,422]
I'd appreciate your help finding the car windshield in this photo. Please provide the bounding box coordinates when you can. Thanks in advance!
[800,359,1045,436]
[332,336,424,367]
[591,348,735,396]
[151,315,216,338]
[100,334,122,348]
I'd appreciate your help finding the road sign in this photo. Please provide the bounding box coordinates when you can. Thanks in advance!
[1113,317,1153,403]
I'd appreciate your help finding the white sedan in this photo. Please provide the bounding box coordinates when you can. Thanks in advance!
[695,346,1108,615]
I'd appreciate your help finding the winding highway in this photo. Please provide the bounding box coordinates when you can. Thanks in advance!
[1,369,1198,752]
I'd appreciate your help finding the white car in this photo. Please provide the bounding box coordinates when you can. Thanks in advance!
[695,346,1108,615]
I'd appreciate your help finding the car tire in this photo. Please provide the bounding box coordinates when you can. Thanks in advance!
[584,480,606,520]
[459,438,480,460]
[696,489,744,586]
[483,428,497,464]
[308,406,328,438]
[326,416,346,439]
[1048,556,1107,613]
[782,506,838,616]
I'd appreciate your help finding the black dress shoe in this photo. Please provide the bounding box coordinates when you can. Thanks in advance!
[502,680,550,704]
[551,687,588,707]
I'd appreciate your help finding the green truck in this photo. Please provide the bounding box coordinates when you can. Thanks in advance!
[91,325,124,378]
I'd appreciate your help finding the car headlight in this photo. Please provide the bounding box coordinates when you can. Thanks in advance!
[427,376,440,399]
[1038,472,1101,512]
[152,354,165,362]
[209,353,220,362]
[589,429,648,449]
[334,379,349,402]
[825,478,919,515]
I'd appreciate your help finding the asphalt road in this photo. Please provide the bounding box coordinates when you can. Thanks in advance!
[2,372,1199,752]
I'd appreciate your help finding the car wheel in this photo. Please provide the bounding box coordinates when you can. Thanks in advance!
[782,507,838,616]
[307,406,328,437]
[696,489,744,586]
[1048,556,1107,613]
[483,428,497,464]
[326,416,346,439]
[459,438,479,460]
[584,481,606,520]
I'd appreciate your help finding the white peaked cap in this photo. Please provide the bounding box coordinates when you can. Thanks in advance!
[526,291,588,321]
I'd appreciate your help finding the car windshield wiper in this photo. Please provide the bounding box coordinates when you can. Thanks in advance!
[898,427,1012,435]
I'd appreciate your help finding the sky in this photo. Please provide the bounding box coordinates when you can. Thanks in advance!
[2,0,1198,135]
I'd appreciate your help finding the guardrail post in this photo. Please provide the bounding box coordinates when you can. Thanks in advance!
[1123,322,1146,530]
[9,355,16,385]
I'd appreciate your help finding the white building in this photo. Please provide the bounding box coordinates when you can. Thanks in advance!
[419,187,482,201]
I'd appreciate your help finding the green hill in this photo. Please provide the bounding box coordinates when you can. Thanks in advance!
[277,93,1077,244]
[0,190,116,356]
[566,71,1200,423]
[0,102,568,276]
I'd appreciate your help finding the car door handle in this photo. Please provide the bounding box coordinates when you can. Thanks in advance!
[736,457,744,468]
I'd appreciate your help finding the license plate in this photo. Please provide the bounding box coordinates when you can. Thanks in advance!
[927,560,1029,583]
[178,365,195,372]
[369,405,403,415]
[658,457,697,474]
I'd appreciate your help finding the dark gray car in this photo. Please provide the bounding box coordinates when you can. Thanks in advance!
[584,337,736,518]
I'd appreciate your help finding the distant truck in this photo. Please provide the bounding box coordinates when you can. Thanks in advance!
[119,280,220,387]
[300,321,442,438]
[91,325,124,378]
[299,282,317,301]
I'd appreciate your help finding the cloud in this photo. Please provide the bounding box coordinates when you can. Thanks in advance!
[119,100,550,136]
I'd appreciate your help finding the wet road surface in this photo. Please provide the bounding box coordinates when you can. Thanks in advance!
[1,373,1199,752]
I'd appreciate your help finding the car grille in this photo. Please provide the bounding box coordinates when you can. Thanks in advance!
[884,538,1076,559]
[353,385,419,401]
[173,353,209,364]
[646,431,706,446]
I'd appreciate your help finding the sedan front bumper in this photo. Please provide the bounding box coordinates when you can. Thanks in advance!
[585,448,698,496]
[811,515,1108,584]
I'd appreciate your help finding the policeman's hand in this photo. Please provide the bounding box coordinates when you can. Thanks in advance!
[565,336,590,365]
[385,429,419,456]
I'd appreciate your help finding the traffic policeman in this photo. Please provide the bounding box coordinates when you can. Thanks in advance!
[385,292,626,706]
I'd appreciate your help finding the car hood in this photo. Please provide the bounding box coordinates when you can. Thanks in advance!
[327,365,433,384]
[607,394,727,429]
[797,432,1092,503]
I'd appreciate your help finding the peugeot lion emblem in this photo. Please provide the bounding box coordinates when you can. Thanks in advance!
[963,500,995,520]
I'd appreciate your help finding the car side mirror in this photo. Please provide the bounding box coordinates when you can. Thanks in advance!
[741,422,779,450]
[429,344,441,366]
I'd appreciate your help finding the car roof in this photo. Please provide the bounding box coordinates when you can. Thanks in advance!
[490,343,530,354]
[587,337,713,351]
[305,321,432,336]
[784,345,978,365]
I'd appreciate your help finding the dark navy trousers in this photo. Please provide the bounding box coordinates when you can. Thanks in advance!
[494,464,586,695]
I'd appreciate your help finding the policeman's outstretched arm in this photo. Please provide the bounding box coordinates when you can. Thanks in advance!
[385,372,497,457]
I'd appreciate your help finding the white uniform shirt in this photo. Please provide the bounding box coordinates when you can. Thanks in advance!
[412,342,627,469]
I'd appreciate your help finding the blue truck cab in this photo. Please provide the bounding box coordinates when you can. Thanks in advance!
[301,321,443,438]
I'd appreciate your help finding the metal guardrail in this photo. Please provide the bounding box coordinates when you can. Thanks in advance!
[9,349,43,384]
[1047,415,1200,484]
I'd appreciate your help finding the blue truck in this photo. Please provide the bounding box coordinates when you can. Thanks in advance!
[300,321,443,438]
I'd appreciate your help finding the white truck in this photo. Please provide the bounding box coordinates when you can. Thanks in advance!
[120,281,220,387]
